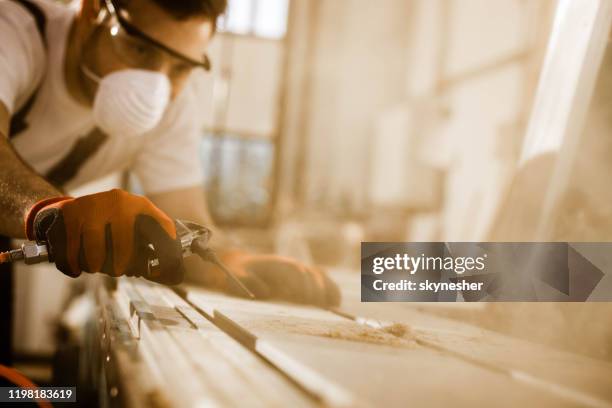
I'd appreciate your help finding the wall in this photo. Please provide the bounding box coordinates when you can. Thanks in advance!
[280,0,556,242]
[280,0,414,215]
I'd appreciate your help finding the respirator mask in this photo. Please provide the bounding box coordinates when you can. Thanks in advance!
[80,0,212,136]
[82,65,171,138]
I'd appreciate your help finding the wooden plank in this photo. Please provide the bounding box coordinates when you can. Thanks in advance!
[95,283,163,408]
[520,0,612,162]
[185,286,577,408]
[130,280,313,408]
[487,0,612,240]
[331,269,612,407]
[519,0,612,239]
[113,279,225,407]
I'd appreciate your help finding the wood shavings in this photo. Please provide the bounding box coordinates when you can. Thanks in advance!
[247,317,415,347]
[382,323,410,338]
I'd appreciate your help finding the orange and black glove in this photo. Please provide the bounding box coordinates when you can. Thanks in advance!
[201,249,341,307]
[25,189,185,285]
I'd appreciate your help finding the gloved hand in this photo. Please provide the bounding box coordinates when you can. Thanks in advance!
[25,189,185,284]
[200,249,341,307]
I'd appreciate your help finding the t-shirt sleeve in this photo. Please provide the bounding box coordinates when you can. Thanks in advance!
[132,86,205,195]
[0,1,46,115]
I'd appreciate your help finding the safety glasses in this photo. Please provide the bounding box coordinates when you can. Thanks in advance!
[99,0,211,72]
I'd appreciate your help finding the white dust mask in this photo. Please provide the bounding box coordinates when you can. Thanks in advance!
[82,66,171,137]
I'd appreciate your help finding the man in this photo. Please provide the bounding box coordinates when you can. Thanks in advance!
[0,0,340,360]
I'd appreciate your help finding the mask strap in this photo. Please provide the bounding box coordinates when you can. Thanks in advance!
[81,64,102,84]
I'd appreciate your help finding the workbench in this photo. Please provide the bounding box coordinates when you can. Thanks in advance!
[87,271,612,407]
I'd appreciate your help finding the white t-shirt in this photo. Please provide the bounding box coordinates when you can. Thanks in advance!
[0,0,205,194]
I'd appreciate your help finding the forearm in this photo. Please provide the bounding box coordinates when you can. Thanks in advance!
[0,120,61,238]
[0,137,61,237]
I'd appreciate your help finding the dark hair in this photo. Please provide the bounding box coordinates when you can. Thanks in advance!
[150,0,227,28]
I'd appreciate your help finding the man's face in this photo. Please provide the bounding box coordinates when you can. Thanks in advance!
[85,0,214,99]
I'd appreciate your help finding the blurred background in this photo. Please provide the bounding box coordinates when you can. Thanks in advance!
[12,0,612,381]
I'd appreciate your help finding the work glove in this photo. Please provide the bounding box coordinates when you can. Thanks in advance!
[200,249,341,307]
[24,189,185,285]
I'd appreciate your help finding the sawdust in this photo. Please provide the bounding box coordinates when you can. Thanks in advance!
[383,322,410,338]
[323,324,414,347]
[248,317,415,347]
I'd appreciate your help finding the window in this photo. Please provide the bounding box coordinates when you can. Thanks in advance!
[201,0,290,226]
[201,135,275,225]
[221,0,290,39]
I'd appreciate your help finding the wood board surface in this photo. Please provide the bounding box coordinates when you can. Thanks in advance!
[103,278,313,407]
[95,273,612,407]
[330,269,612,407]
[184,284,580,407]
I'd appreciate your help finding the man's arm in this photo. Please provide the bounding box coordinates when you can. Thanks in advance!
[0,102,62,238]
[147,185,228,243]
[148,185,239,285]
[148,186,341,306]
[148,185,215,231]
